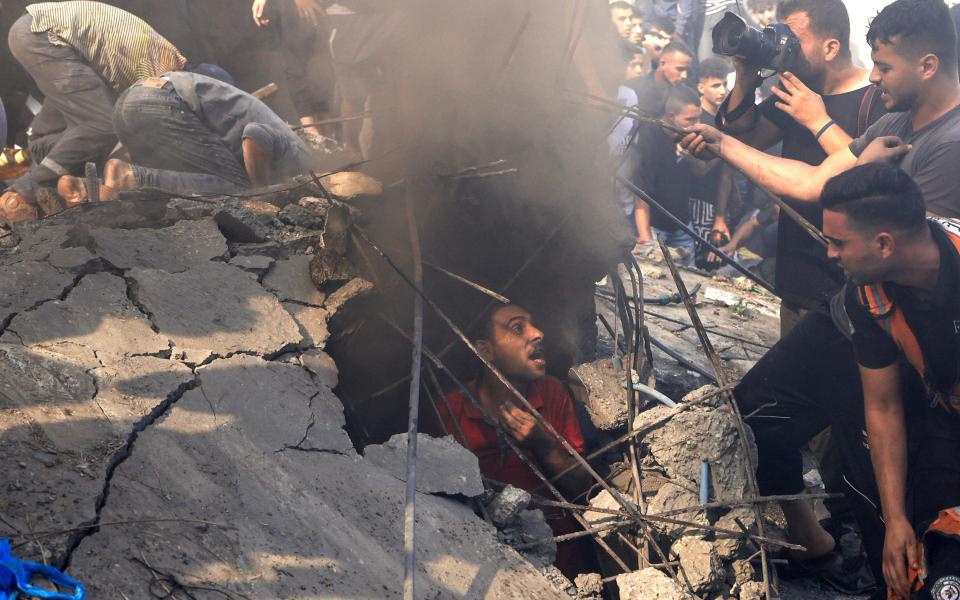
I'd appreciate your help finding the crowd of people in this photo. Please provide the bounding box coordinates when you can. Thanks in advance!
[1,0,960,598]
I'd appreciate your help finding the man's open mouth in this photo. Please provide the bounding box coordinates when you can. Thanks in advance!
[529,347,545,362]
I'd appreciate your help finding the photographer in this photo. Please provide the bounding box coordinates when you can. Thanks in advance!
[680,0,960,591]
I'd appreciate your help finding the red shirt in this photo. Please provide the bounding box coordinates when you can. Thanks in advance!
[439,377,589,579]
[438,376,587,493]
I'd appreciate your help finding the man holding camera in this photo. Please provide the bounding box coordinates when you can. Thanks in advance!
[681,0,960,593]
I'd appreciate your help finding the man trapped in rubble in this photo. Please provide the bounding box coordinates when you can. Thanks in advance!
[438,304,592,580]
[58,72,315,202]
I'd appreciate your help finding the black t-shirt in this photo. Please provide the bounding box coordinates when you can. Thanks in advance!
[846,223,960,397]
[632,123,691,231]
[688,111,724,203]
[759,85,887,309]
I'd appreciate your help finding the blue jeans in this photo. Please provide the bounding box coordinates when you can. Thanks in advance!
[652,224,696,266]
[114,82,249,197]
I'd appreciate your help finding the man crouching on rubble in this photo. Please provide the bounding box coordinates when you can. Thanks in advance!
[824,164,960,599]
[58,71,314,202]
[438,304,592,580]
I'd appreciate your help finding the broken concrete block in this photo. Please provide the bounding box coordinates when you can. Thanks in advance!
[363,433,483,497]
[671,536,723,594]
[0,259,75,322]
[278,203,325,230]
[324,277,374,316]
[263,255,326,305]
[574,573,603,600]
[507,509,556,568]
[89,219,227,272]
[715,507,756,559]
[308,248,357,287]
[299,349,338,389]
[583,490,627,535]
[633,388,757,501]
[487,485,532,526]
[128,262,302,357]
[6,272,168,359]
[283,302,330,348]
[730,558,755,586]
[737,581,764,600]
[568,359,629,431]
[228,254,274,274]
[214,199,279,243]
[541,565,576,596]
[646,481,707,541]
[616,567,695,599]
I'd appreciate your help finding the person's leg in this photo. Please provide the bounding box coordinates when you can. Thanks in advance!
[7,13,115,198]
[735,309,868,561]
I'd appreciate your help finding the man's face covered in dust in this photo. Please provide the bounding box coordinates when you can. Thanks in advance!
[477,306,547,383]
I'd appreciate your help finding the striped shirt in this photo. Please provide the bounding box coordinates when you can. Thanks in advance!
[27,1,187,93]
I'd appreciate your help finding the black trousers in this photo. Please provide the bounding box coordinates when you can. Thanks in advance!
[734,307,886,582]
[7,14,116,196]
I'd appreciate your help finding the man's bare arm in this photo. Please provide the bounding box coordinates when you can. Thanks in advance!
[680,123,857,201]
[860,364,918,599]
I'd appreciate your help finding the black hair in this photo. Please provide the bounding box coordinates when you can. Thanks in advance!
[867,0,958,75]
[472,303,518,342]
[646,14,676,35]
[698,57,732,81]
[664,84,701,115]
[609,1,635,13]
[660,40,694,59]
[776,0,851,58]
[820,164,927,233]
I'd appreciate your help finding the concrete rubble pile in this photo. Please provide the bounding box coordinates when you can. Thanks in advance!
[580,384,787,600]
[0,182,572,598]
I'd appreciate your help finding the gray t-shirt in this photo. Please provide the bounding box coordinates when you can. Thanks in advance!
[164,71,314,182]
[848,105,960,217]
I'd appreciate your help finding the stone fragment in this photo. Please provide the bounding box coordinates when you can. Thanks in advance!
[671,536,723,593]
[32,452,57,467]
[486,485,532,526]
[319,171,383,198]
[309,248,357,286]
[89,219,227,272]
[737,581,764,600]
[263,255,325,305]
[299,349,338,389]
[278,203,325,230]
[569,359,630,430]
[730,559,755,586]
[510,509,556,568]
[616,567,695,600]
[214,199,279,243]
[129,262,302,357]
[715,507,756,559]
[541,565,575,596]
[7,272,167,358]
[583,490,627,536]
[324,277,374,316]
[633,387,757,501]
[646,481,707,540]
[228,254,274,273]
[363,433,483,496]
[574,573,603,600]
[166,198,216,220]
[283,302,329,348]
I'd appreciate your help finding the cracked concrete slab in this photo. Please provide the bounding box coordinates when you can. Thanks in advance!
[129,262,303,357]
[263,255,326,305]
[5,272,168,359]
[363,433,484,497]
[0,260,75,324]
[68,354,566,599]
[88,220,228,272]
[282,302,330,348]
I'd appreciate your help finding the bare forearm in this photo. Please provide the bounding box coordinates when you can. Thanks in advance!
[242,138,272,186]
[814,122,854,155]
[865,399,909,521]
[634,200,651,242]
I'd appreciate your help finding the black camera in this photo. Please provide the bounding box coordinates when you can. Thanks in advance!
[712,12,800,73]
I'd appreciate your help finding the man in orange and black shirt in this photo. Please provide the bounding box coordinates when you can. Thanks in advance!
[439,304,591,580]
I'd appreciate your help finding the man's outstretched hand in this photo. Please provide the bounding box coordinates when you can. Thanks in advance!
[856,136,911,166]
[679,123,724,161]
